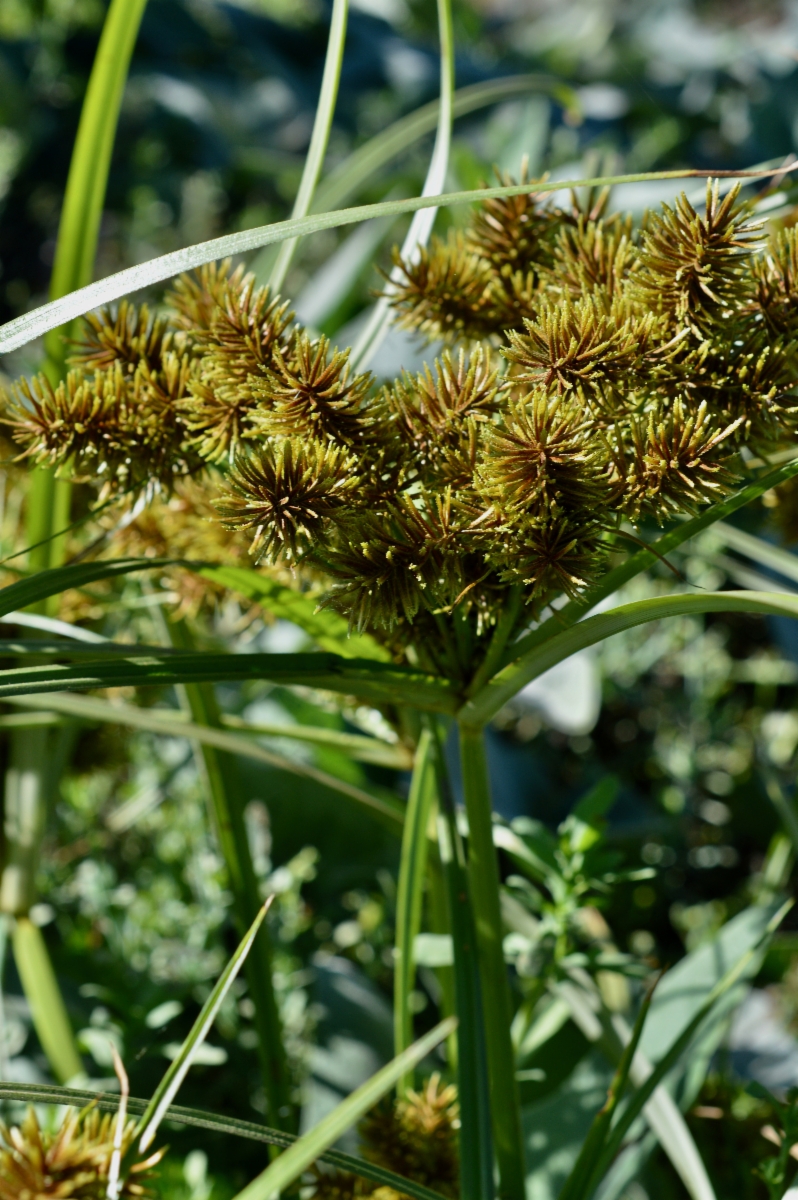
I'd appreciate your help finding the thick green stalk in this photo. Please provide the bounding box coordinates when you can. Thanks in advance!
[431,725,493,1200]
[167,620,293,1132]
[458,726,526,1200]
[266,0,349,292]
[393,728,435,1090]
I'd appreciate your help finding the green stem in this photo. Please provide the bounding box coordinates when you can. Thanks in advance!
[430,723,493,1200]
[394,728,435,1091]
[458,725,526,1200]
[266,0,349,293]
[167,620,293,1133]
[468,585,524,698]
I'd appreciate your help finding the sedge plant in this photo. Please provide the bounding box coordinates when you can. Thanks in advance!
[7,2,798,1199]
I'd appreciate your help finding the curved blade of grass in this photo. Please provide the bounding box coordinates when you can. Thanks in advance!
[591,901,792,1189]
[12,917,83,1084]
[493,456,798,677]
[0,650,456,711]
[267,0,349,291]
[394,728,436,1087]
[460,590,798,728]
[4,692,406,826]
[350,0,454,370]
[137,897,274,1151]
[558,985,656,1200]
[0,611,108,643]
[3,162,794,357]
[311,74,579,217]
[232,1016,456,1200]
[0,1084,450,1200]
[196,565,388,660]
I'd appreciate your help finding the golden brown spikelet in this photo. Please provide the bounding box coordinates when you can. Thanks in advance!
[0,1104,163,1200]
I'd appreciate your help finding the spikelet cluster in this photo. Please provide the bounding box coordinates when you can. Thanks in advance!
[0,1104,162,1199]
[5,180,798,678]
[311,1075,459,1200]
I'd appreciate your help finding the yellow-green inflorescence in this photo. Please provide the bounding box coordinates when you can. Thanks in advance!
[0,1104,162,1199]
[5,179,798,679]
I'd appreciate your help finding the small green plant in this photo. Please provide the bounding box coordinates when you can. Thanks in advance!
[750,1083,798,1200]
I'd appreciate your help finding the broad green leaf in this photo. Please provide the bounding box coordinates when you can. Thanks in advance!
[558,985,654,1200]
[196,565,388,660]
[0,649,456,712]
[0,1083,449,1200]
[460,590,798,728]
[592,901,792,1185]
[137,899,273,1151]
[12,918,83,1084]
[232,1016,457,1200]
[496,456,798,675]
[5,693,406,825]
[2,163,792,357]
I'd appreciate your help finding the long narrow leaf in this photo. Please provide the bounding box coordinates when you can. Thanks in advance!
[232,1016,457,1200]
[460,590,798,728]
[4,693,405,825]
[394,729,436,1085]
[136,898,274,1151]
[0,1083,449,1200]
[12,918,83,1084]
[495,457,798,675]
[712,521,798,586]
[196,565,388,660]
[0,649,456,712]
[267,0,349,291]
[2,163,794,357]
[592,901,792,1186]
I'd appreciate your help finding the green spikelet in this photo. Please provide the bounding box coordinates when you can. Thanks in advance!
[216,437,359,563]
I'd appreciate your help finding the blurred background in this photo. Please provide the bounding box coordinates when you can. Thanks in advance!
[4,2,798,1198]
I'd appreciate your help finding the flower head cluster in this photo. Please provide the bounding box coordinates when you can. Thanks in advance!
[0,1104,162,1199]
[5,180,798,679]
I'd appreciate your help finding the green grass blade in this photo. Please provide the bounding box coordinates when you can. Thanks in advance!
[351,0,454,370]
[231,1016,456,1200]
[0,650,456,712]
[267,0,349,292]
[0,1084,450,1200]
[12,917,83,1084]
[558,986,655,1200]
[591,902,792,1188]
[196,566,388,660]
[460,590,798,728]
[494,456,798,676]
[136,898,273,1151]
[394,729,436,1087]
[312,74,578,216]
[458,725,524,1200]
[430,722,493,1200]
[3,162,793,356]
[6,692,404,823]
[0,557,177,616]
